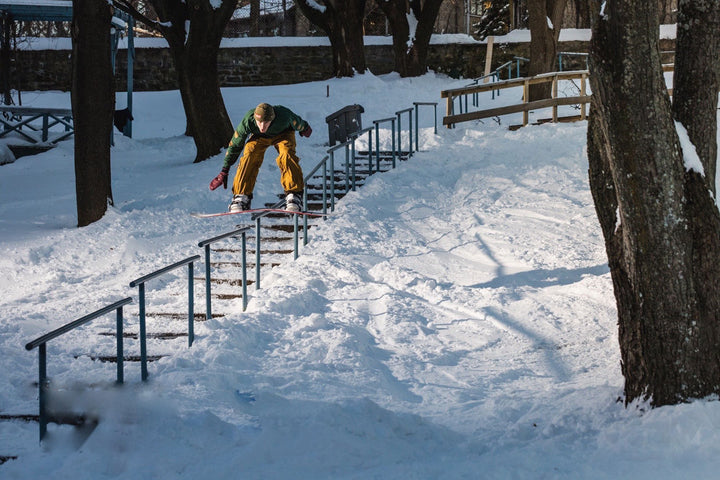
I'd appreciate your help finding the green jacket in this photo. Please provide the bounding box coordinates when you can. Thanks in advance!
[222,105,309,170]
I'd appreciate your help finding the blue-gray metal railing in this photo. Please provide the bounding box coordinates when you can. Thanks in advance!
[464,56,530,108]
[395,107,413,159]
[558,52,588,71]
[129,255,200,381]
[251,197,304,262]
[413,102,438,151]
[447,56,533,128]
[373,116,397,170]
[198,226,252,319]
[21,102,439,442]
[347,126,374,188]
[25,297,133,442]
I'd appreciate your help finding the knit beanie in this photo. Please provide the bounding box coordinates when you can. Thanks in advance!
[254,103,275,122]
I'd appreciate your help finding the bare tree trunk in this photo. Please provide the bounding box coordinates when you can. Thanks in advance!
[376,0,444,77]
[163,32,233,163]
[72,0,114,227]
[295,0,367,77]
[527,0,567,100]
[588,0,720,406]
[571,0,591,28]
[116,0,236,162]
[250,0,260,36]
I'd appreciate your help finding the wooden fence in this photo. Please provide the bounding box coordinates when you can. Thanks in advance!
[441,70,590,129]
[441,65,675,129]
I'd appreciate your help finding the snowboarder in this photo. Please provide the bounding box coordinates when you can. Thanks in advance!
[209,102,313,212]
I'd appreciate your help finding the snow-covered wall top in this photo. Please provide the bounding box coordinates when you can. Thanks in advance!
[11,25,679,51]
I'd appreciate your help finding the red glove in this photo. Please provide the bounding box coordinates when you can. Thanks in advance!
[209,169,229,190]
[299,125,312,138]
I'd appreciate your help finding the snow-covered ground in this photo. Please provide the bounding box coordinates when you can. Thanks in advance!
[2,70,720,479]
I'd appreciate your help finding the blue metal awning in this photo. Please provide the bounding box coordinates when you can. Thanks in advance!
[0,1,73,21]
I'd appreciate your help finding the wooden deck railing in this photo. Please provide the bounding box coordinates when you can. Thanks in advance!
[441,70,590,129]
[441,64,675,129]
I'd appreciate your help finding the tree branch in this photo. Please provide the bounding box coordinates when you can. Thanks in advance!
[111,0,166,35]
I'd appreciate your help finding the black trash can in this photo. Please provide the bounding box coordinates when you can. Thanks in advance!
[325,104,364,146]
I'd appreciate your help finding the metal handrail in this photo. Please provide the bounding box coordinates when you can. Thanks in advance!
[347,126,374,188]
[129,255,200,380]
[252,198,304,263]
[198,226,252,318]
[25,297,133,442]
[464,55,530,106]
[373,116,397,170]
[20,102,439,445]
[413,102,437,151]
[395,107,413,159]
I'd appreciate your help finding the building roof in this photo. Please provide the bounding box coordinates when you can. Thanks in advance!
[0,1,73,21]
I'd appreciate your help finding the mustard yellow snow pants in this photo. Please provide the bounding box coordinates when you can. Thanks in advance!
[232,130,304,196]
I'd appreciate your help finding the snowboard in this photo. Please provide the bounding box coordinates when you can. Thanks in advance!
[191,208,328,219]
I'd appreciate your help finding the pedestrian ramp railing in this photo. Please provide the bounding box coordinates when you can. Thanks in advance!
[18,101,437,445]
[0,106,74,144]
[444,62,677,130]
[442,70,591,129]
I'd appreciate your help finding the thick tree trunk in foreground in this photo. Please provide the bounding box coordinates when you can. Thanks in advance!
[588,0,720,406]
[72,0,114,227]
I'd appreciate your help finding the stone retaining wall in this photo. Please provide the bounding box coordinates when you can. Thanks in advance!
[7,38,675,92]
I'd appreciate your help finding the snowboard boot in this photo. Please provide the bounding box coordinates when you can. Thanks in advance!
[285,192,303,212]
[229,194,251,213]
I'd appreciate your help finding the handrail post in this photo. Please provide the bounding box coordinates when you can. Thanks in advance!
[241,231,248,311]
[255,217,262,289]
[38,343,47,442]
[408,108,413,157]
[366,128,373,176]
[116,306,124,384]
[397,111,402,157]
[303,192,309,244]
[188,261,194,347]
[391,117,396,168]
[138,282,148,381]
[204,244,212,322]
[330,150,336,211]
[293,213,299,260]
[344,143,350,194]
[413,102,437,151]
[322,160,328,214]
[415,104,420,150]
[351,134,357,191]
[374,121,381,168]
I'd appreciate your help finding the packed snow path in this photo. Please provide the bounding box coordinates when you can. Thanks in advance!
[3,74,720,479]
